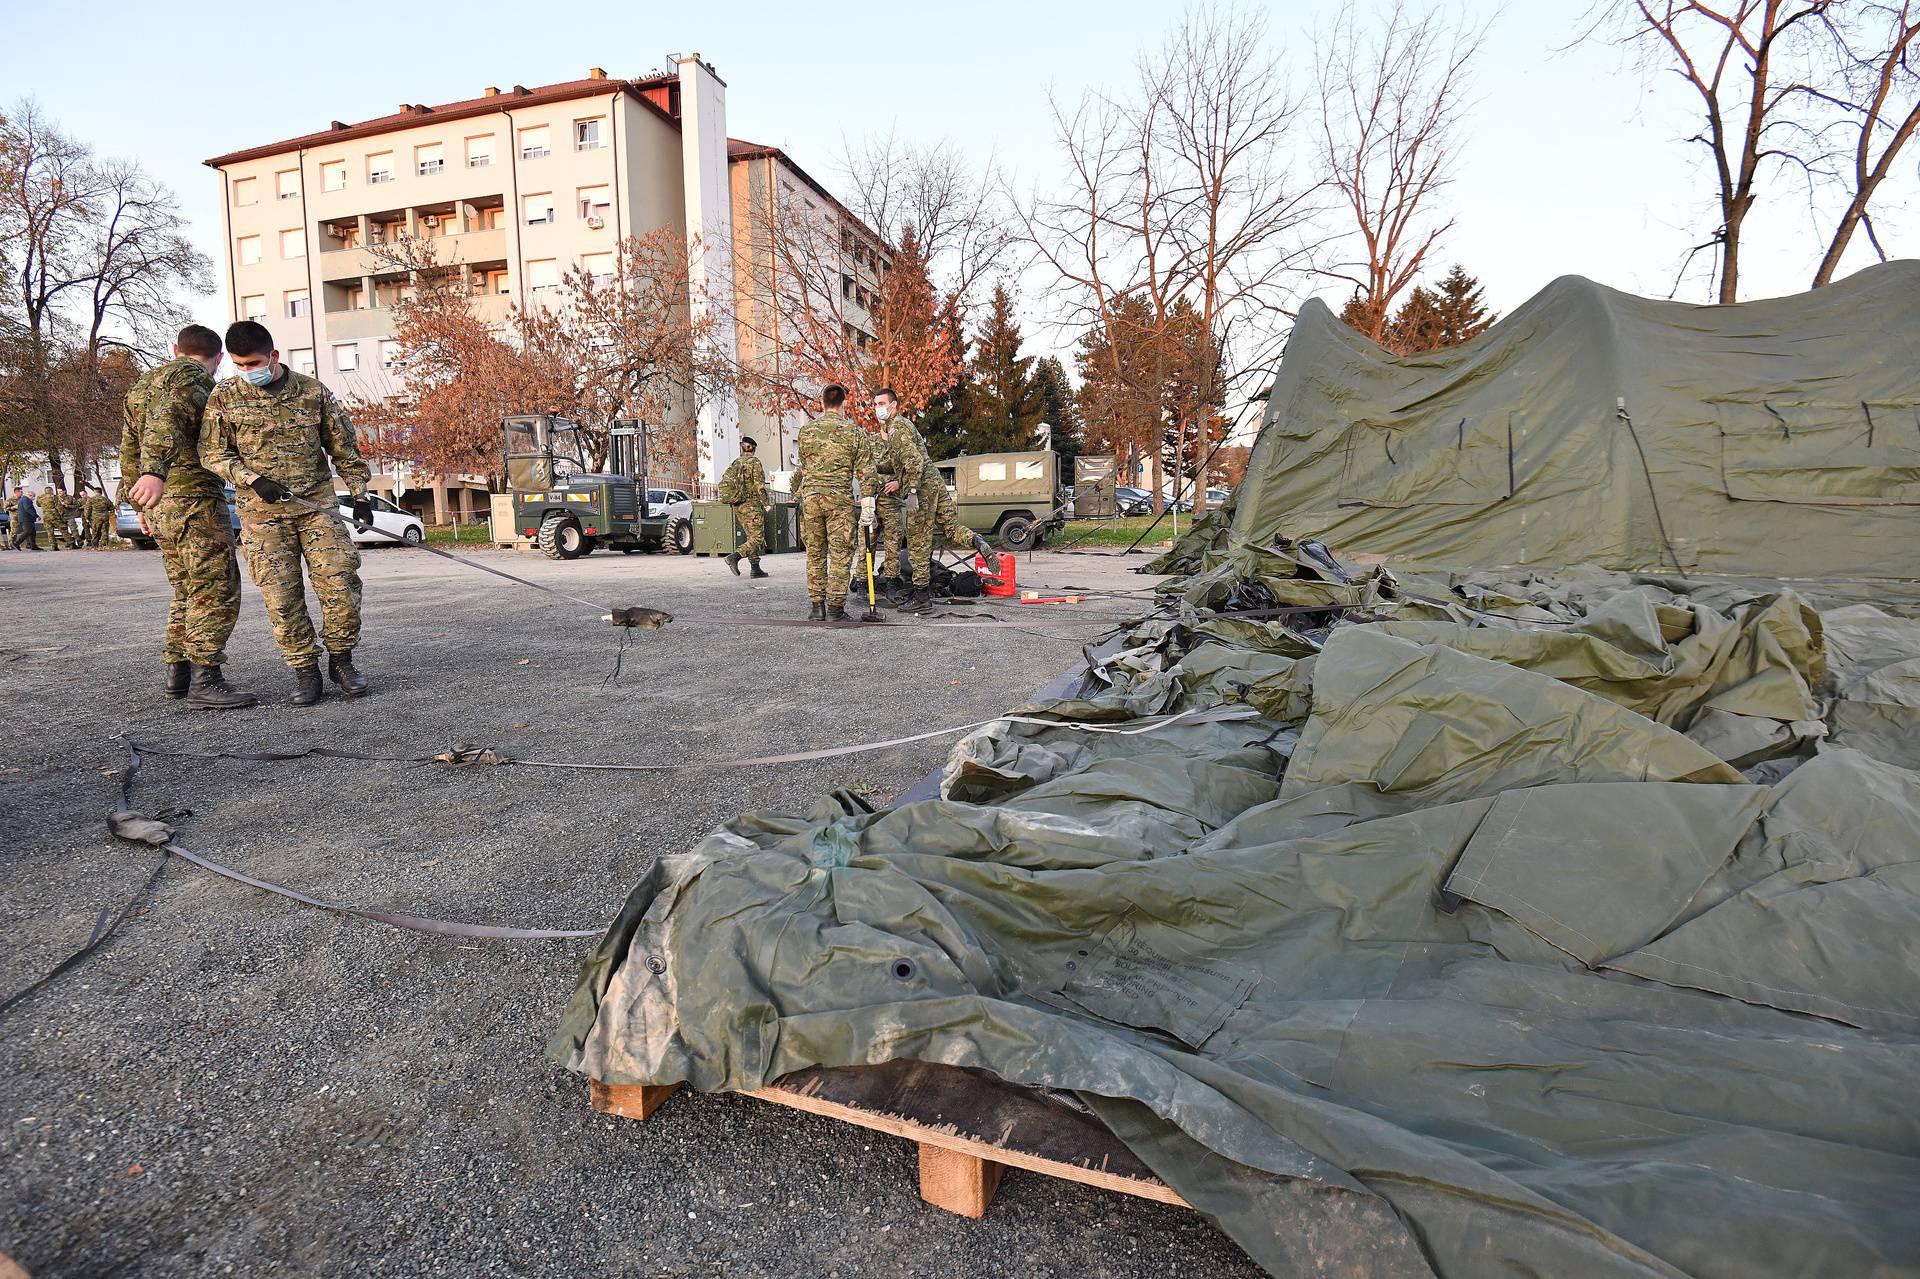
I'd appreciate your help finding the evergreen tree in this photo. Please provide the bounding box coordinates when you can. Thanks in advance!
[963,285,1045,454]
[1386,286,1443,354]
[1432,264,1495,346]
[915,292,973,460]
[1033,355,1082,467]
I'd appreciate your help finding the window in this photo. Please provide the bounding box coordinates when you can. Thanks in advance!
[419,212,450,237]
[977,462,1008,481]
[280,228,305,259]
[240,294,266,320]
[237,235,261,266]
[1015,459,1045,480]
[367,152,393,184]
[478,205,504,230]
[379,339,401,370]
[290,348,315,375]
[576,185,611,223]
[333,343,359,373]
[416,143,444,176]
[581,251,614,280]
[522,192,554,226]
[574,118,604,151]
[841,274,853,299]
[466,135,495,168]
[479,267,509,295]
[233,177,257,207]
[320,160,346,192]
[526,258,559,290]
[346,284,365,310]
[519,126,550,160]
[285,288,309,318]
[276,169,300,200]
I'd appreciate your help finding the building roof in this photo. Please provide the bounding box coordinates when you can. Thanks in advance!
[203,73,679,168]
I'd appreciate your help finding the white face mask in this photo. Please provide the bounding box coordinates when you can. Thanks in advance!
[875,403,893,423]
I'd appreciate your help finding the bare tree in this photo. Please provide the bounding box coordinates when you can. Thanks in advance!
[841,133,1015,305]
[1316,0,1484,338]
[1809,1,1920,285]
[1020,4,1322,514]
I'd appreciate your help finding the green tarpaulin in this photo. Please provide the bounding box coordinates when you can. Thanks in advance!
[553,273,1920,1276]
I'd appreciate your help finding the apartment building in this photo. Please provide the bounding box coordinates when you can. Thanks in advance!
[205,56,888,520]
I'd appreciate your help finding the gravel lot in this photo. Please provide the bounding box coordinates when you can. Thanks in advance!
[0,541,1258,1278]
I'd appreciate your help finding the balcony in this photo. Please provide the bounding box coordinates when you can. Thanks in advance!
[318,225,507,282]
[321,307,392,341]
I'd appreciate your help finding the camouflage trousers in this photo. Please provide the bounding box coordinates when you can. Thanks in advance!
[732,502,766,560]
[905,478,977,587]
[237,501,362,667]
[152,494,243,666]
[88,514,112,546]
[875,495,904,580]
[42,517,64,548]
[800,492,856,605]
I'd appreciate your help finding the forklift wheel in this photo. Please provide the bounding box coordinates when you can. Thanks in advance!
[668,517,693,555]
[537,513,585,560]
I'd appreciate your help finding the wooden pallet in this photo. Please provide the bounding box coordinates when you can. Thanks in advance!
[590,1058,1190,1220]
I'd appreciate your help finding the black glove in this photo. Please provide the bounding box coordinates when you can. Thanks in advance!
[350,496,374,527]
[250,476,291,502]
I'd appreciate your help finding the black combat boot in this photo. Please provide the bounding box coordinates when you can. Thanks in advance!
[972,534,1001,575]
[749,559,768,578]
[164,660,191,698]
[900,586,933,615]
[185,664,258,709]
[290,665,324,706]
[327,650,369,698]
[808,600,826,621]
[724,551,742,575]
[827,603,851,622]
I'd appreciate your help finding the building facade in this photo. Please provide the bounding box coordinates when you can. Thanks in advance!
[205,57,886,518]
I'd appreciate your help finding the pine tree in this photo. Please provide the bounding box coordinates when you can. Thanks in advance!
[916,292,973,460]
[1033,355,1081,467]
[1432,264,1495,346]
[963,285,1045,454]
[1386,286,1443,355]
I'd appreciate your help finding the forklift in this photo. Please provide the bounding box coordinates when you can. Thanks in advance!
[503,414,682,559]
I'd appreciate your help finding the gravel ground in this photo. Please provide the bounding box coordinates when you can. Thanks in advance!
[0,542,1259,1278]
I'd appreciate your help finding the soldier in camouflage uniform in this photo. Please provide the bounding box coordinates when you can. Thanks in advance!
[717,435,771,579]
[870,389,999,614]
[791,385,876,621]
[1,492,15,550]
[199,320,374,707]
[119,324,256,707]
[866,390,924,596]
[38,486,67,550]
[84,486,114,547]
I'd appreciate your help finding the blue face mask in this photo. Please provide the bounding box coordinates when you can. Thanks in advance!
[240,362,277,387]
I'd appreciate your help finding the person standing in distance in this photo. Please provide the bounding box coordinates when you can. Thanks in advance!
[871,388,999,613]
[718,435,772,579]
[118,323,255,707]
[792,385,876,622]
[198,320,374,706]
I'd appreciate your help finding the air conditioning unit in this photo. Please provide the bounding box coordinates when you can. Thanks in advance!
[585,215,604,229]
[423,215,440,228]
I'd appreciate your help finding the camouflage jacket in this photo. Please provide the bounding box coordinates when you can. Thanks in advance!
[717,454,769,507]
[38,491,67,522]
[120,356,223,501]
[84,492,114,520]
[200,368,371,508]
[873,416,930,489]
[792,410,876,500]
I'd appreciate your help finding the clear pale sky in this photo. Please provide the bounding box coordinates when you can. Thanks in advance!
[3,0,1909,353]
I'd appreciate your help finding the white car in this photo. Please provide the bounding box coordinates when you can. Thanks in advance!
[336,493,426,546]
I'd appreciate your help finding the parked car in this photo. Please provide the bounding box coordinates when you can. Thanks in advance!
[116,488,241,549]
[336,493,426,546]
[1206,487,1232,506]
[646,488,695,554]
[1112,485,1154,516]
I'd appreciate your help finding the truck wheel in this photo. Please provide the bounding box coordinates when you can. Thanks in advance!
[668,517,693,555]
[538,513,585,560]
[997,514,1038,552]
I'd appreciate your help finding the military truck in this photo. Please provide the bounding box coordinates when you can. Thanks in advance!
[934,450,1067,551]
[503,414,689,558]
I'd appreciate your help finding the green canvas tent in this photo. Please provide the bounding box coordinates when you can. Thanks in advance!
[1216,261,1920,579]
